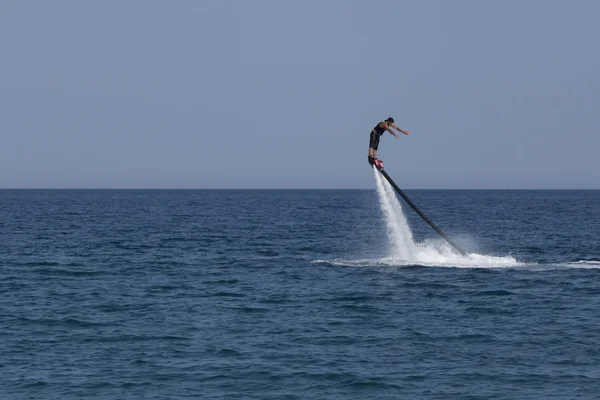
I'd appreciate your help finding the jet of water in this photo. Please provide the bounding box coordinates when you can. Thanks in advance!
[373,166,416,260]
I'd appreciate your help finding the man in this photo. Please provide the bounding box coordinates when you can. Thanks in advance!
[368,117,410,166]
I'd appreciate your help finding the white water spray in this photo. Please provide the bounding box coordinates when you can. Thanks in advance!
[373,166,416,260]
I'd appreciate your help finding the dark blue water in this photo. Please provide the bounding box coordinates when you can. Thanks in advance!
[1,189,600,399]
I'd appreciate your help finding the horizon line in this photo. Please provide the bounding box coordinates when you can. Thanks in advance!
[1,188,599,191]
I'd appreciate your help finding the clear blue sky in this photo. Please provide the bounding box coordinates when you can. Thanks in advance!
[1,0,599,189]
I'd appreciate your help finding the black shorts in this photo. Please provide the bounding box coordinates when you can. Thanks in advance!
[369,130,380,150]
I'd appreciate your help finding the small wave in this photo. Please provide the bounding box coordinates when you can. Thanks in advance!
[256,250,280,257]
[161,237,195,242]
[564,260,600,269]
[348,379,401,390]
[29,268,104,277]
[474,289,514,296]
[19,261,61,267]
[89,334,190,343]
[22,381,49,388]
[204,279,240,285]
[227,306,269,313]
[213,291,245,298]
[312,258,399,268]
[215,348,243,356]
[20,317,108,328]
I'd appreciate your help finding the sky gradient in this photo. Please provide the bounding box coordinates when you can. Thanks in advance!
[1,0,599,188]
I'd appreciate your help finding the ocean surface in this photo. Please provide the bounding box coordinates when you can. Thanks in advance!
[2,174,600,399]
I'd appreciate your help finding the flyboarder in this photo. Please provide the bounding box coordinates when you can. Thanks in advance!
[368,117,410,167]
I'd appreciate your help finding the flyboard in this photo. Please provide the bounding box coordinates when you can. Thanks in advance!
[370,159,468,257]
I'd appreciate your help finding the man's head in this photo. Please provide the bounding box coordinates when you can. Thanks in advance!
[386,117,394,123]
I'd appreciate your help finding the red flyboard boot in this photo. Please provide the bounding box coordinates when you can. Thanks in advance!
[374,158,384,169]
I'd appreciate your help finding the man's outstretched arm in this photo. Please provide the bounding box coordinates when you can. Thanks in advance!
[385,126,398,138]
[390,123,410,135]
